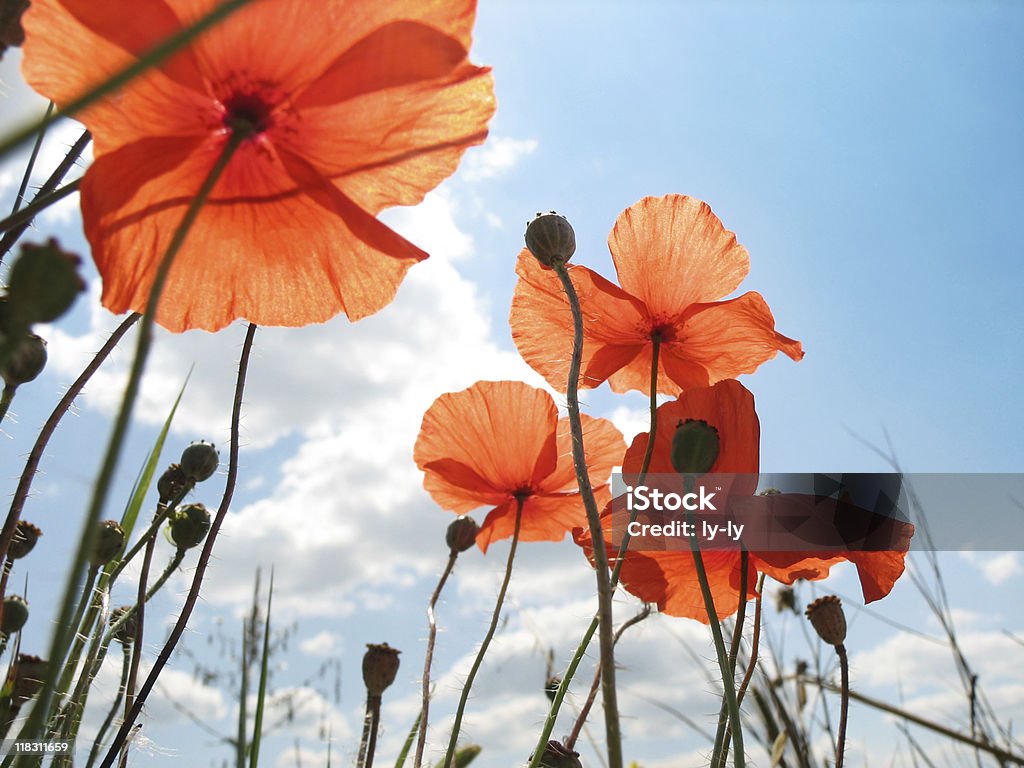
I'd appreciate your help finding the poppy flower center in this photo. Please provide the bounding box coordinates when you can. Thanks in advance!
[512,485,534,501]
[649,323,677,343]
[222,91,274,138]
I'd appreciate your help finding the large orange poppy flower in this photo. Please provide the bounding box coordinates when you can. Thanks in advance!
[573,380,910,622]
[512,195,803,395]
[414,380,625,552]
[20,0,495,332]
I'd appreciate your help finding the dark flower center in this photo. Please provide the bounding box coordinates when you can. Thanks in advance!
[222,91,273,137]
[650,323,677,343]
[513,485,534,501]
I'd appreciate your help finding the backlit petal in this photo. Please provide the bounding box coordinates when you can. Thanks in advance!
[478,486,612,553]
[608,195,750,315]
[539,415,626,494]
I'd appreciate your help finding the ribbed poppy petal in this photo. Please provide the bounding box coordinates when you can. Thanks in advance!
[622,380,760,476]
[608,194,750,315]
[511,250,648,391]
[676,293,805,384]
[751,552,840,585]
[539,415,626,494]
[414,381,559,512]
[478,486,612,553]
[607,343,710,396]
[420,459,510,514]
[846,550,910,603]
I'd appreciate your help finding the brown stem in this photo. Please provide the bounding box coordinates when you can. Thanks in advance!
[414,550,458,768]
[835,643,849,768]
[97,322,257,768]
[119,533,156,768]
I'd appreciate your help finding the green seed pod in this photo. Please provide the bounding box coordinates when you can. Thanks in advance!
[90,520,125,567]
[537,740,583,768]
[180,441,219,482]
[525,211,576,268]
[8,520,42,559]
[362,643,401,698]
[168,503,211,550]
[445,516,479,553]
[157,463,189,504]
[110,606,137,645]
[1,595,29,634]
[670,419,720,477]
[6,239,85,326]
[2,332,47,387]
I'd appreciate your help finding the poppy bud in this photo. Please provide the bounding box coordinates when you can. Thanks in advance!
[774,586,797,614]
[157,463,189,504]
[670,419,720,477]
[805,595,847,646]
[536,740,583,768]
[180,441,219,482]
[6,239,85,326]
[446,745,482,767]
[8,520,42,560]
[362,642,401,697]
[1,595,29,634]
[90,520,125,567]
[168,503,212,550]
[525,212,576,268]
[110,605,137,645]
[446,516,479,553]
[11,654,46,706]
[2,332,46,387]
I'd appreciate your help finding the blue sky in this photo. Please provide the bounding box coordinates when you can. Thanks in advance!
[1,2,1022,767]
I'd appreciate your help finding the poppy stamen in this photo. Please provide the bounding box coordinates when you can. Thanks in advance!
[222,91,274,138]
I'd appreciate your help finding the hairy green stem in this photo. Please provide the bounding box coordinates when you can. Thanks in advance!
[84,643,132,768]
[414,550,458,768]
[442,498,523,768]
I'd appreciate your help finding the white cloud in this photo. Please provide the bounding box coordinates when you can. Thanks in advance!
[300,630,341,657]
[959,551,1022,586]
[461,136,539,181]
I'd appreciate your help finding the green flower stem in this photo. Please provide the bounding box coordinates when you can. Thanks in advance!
[109,493,192,584]
[50,564,100,714]
[0,313,140,576]
[97,321,257,768]
[8,102,54,215]
[84,642,132,768]
[441,498,523,768]
[835,643,849,768]
[118,533,157,768]
[23,133,243,751]
[551,261,623,768]
[736,573,765,708]
[527,336,662,767]
[414,550,459,768]
[714,552,750,768]
[0,0,256,160]
[682,475,744,768]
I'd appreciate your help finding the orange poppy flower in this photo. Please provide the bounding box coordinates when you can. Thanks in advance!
[20,0,495,332]
[573,380,910,622]
[511,195,803,394]
[414,380,625,552]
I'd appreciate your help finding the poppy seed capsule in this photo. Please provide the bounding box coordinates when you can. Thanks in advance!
[8,520,42,559]
[1,595,29,634]
[12,654,47,705]
[525,211,576,268]
[2,332,46,387]
[446,515,480,553]
[157,463,189,504]
[110,605,137,645]
[805,595,847,646]
[90,520,125,567]
[180,441,219,482]
[670,419,720,476]
[7,239,85,326]
[536,740,583,768]
[168,503,212,550]
[362,642,401,697]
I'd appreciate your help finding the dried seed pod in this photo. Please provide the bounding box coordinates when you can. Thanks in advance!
[362,643,401,697]
[90,520,125,567]
[525,211,576,268]
[446,516,479,553]
[8,520,42,559]
[157,463,189,504]
[805,595,847,646]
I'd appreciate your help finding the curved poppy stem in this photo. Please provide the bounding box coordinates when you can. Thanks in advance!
[714,551,750,768]
[441,497,523,768]
[835,643,850,768]
[527,334,662,768]
[97,321,256,768]
[551,261,623,768]
[414,550,459,768]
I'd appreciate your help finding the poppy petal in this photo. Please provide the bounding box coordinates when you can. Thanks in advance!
[421,459,510,514]
[675,293,805,384]
[607,343,711,396]
[414,381,559,512]
[511,250,649,391]
[608,195,750,315]
[846,551,910,603]
[539,415,626,494]
[478,486,612,553]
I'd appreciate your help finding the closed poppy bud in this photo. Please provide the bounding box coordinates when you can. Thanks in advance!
[525,212,576,268]
[805,595,847,646]
[1,595,29,634]
[670,419,720,477]
[8,520,42,559]
[157,463,189,504]
[2,332,46,387]
[362,642,401,697]
[446,516,479,553]
[6,239,85,326]
[168,503,212,550]
[90,520,125,566]
[180,441,219,482]
[11,654,46,705]
[110,605,137,645]
[537,740,583,768]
